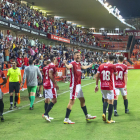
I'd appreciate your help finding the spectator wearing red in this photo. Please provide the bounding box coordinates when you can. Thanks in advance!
[17,53,23,70]
[23,53,29,67]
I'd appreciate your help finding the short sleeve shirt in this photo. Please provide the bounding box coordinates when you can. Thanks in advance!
[114,63,128,88]
[97,63,117,90]
[7,68,21,82]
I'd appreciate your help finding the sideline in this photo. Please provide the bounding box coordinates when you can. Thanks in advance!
[3,82,95,115]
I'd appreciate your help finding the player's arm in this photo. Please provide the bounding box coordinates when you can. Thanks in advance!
[37,67,42,82]
[124,68,128,90]
[49,69,59,90]
[63,60,73,69]
[81,63,93,70]
[95,73,100,93]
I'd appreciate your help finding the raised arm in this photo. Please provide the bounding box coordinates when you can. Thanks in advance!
[63,60,73,69]
[81,63,93,70]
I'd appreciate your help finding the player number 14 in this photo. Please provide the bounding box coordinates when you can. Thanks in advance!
[116,71,123,80]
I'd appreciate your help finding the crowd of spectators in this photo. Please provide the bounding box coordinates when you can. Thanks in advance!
[0,0,126,49]
[0,29,114,71]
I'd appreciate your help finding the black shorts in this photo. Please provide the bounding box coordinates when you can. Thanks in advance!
[9,82,20,93]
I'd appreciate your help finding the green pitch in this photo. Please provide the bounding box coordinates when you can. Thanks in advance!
[1,70,140,140]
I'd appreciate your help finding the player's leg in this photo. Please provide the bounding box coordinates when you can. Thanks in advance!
[79,97,96,121]
[14,82,20,108]
[29,86,37,110]
[9,82,14,110]
[114,88,119,116]
[120,88,129,113]
[44,98,50,112]
[107,90,115,123]
[64,87,76,124]
[27,86,31,103]
[0,90,4,121]
[102,90,108,121]
[43,88,57,122]
[77,85,96,121]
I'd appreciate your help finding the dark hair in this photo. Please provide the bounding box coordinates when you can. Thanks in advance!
[12,59,17,63]
[50,55,55,62]
[29,59,33,65]
[118,56,124,62]
[36,59,39,64]
[108,55,115,61]
[74,51,80,55]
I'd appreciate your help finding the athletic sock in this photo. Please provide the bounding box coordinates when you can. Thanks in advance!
[0,100,4,113]
[44,102,54,116]
[114,100,117,112]
[14,96,18,106]
[102,97,104,104]
[124,99,128,110]
[108,104,113,121]
[103,102,108,115]
[81,106,88,116]
[10,96,13,106]
[44,103,48,112]
[65,108,71,119]
[30,96,35,108]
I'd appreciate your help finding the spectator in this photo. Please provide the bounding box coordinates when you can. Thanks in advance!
[17,53,23,70]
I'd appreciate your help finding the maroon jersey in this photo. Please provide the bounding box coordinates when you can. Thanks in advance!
[114,63,128,88]
[0,70,5,88]
[70,61,82,87]
[43,63,57,89]
[97,63,117,90]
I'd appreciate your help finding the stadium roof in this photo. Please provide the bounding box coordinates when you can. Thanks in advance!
[25,0,135,30]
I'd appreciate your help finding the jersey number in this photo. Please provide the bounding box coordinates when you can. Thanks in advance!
[101,70,110,81]
[116,71,123,80]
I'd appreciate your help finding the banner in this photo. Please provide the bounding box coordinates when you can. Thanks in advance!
[47,34,70,44]
[125,30,140,39]
[56,68,66,81]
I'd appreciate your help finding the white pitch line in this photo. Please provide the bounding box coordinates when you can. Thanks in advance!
[3,82,95,115]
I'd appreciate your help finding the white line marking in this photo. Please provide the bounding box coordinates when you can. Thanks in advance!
[3,82,95,115]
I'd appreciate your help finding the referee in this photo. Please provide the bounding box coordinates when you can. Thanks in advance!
[6,60,21,110]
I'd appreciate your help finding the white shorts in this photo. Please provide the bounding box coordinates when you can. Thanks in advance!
[0,89,3,99]
[44,88,57,99]
[101,90,114,100]
[70,84,84,99]
[115,88,127,96]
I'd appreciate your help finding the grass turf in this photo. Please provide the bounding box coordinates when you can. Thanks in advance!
[0,70,140,140]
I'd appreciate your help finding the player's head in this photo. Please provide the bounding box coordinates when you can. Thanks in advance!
[29,59,33,65]
[108,55,115,63]
[50,55,56,63]
[118,56,124,63]
[74,51,81,62]
[11,59,17,68]
[46,60,51,66]
[36,59,39,64]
